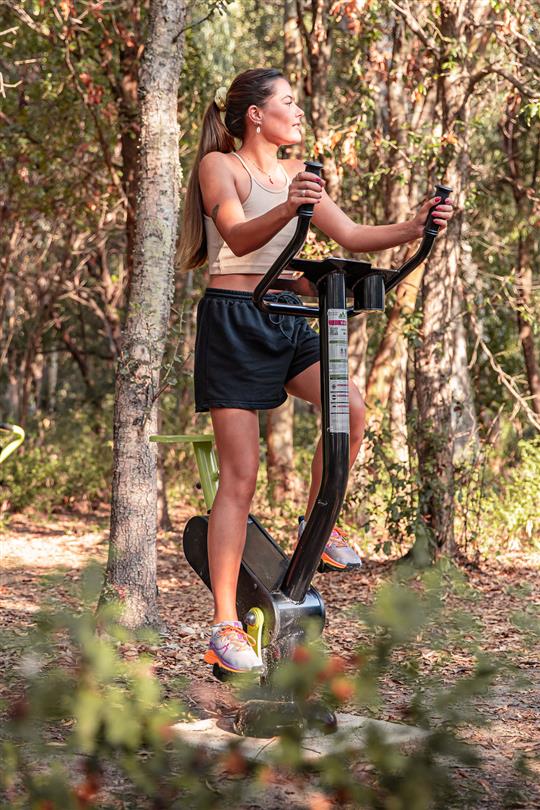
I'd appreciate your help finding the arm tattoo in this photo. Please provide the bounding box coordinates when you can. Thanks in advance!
[211,204,219,223]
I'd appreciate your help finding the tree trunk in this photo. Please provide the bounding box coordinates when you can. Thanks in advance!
[349,314,368,395]
[389,335,409,465]
[364,17,435,435]
[516,235,540,417]
[103,0,186,629]
[410,0,492,558]
[284,0,303,100]
[266,399,298,502]
[117,3,143,311]
[451,278,479,461]
[298,0,341,200]
[264,0,305,499]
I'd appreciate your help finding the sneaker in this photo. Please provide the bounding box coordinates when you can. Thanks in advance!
[204,621,263,673]
[298,517,362,571]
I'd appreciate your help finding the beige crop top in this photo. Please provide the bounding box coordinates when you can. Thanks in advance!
[204,152,302,277]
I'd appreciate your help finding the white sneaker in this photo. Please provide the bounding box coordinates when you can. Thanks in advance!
[204,621,263,673]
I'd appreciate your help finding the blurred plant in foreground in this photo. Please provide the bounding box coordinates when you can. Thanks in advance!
[1,562,535,808]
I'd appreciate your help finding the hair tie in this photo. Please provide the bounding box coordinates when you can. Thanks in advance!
[214,86,227,112]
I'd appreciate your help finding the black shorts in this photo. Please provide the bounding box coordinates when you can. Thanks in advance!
[194,288,320,412]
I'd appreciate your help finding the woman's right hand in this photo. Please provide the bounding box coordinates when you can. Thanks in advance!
[285,171,325,217]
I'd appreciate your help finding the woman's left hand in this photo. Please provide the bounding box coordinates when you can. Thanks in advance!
[412,196,454,238]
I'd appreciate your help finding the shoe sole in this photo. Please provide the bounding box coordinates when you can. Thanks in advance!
[318,553,362,572]
[204,649,263,674]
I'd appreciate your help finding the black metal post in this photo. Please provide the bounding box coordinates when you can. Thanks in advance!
[281,270,350,602]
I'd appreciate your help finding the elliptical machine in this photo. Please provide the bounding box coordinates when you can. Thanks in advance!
[181,161,451,688]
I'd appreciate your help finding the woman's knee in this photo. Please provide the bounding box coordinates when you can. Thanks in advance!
[218,460,259,506]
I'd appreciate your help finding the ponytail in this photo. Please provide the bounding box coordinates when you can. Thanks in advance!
[177,68,284,273]
[177,101,235,273]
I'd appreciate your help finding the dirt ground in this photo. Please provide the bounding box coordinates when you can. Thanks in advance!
[1,505,539,809]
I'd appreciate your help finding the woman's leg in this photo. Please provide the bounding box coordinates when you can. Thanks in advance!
[285,362,365,518]
[207,407,260,623]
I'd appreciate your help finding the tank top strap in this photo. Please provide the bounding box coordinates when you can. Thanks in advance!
[232,152,290,188]
[231,151,253,178]
[280,163,290,186]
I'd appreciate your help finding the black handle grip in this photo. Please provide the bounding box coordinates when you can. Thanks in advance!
[297,160,324,217]
[424,183,452,235]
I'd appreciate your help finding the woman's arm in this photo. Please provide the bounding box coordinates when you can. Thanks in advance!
[290,159,454,252]
[199,153,323,256]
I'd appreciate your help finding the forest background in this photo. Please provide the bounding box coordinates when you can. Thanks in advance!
[1,0,540,808]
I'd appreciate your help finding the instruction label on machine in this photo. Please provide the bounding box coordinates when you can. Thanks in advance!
[327,308,349,434]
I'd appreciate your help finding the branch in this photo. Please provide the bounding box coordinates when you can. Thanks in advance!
[468,299,540,432]
[0,2,50,37]
[467,64,538,102]
[387,0,438,53]
[172,0,229,44]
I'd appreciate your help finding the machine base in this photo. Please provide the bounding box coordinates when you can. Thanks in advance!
[234,698,337,738]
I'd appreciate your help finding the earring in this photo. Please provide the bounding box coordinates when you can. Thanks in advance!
[256,125,261,134]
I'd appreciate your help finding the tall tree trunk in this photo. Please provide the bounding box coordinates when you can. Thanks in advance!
[264,0,305,499]
[117,2,143,312]
[503,99,540,419]
[398,0,492,559]
[349,313,368,395]
[451,278,479,461]
[414,22,468,556]
[389,335,409,465]
[297,0,340,200]
[516,235,540,417]
[364,18,435,436]
[267,400,297,502]
[284,0,303,100]
[103,0,186,629]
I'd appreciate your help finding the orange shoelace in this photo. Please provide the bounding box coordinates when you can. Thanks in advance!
[329,526,349,547]
[214,625,256,651]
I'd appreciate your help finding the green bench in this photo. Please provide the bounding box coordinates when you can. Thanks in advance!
[149,433,218,510]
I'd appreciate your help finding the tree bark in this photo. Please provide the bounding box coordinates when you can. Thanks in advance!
[263,0,305,499]
[502,99,540,419]
[450,278,479,461]
[297,0,341,200]
[266,399,298,502]
[516,234,540,417]
[406,0,491,558]
[414,39,467,556]
[117,2,143,312]
[284,0,303,100]
[103,0,186,629]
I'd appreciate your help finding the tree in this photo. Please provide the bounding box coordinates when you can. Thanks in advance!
[103,0,186,629]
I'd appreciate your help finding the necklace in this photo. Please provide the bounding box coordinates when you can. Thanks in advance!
[239,152,279,185]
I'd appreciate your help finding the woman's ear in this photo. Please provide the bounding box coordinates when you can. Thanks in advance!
[246,104,262,127]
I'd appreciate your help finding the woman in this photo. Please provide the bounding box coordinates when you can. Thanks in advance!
[178,68,453,674]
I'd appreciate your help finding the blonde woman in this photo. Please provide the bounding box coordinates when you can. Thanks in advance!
[178,68,453,673]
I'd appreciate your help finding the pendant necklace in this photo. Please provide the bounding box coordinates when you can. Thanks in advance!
[241,153,279,185]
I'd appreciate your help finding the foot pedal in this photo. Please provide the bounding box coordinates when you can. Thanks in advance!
[245,607,264,658]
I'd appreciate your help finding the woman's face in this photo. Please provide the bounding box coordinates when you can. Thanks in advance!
[251,78,304,146]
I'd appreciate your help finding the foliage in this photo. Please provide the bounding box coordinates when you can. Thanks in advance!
[0,414,112,514]
[474,435,540,550]
[2,561,533,809]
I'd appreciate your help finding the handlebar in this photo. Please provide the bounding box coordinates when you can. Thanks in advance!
[252,164,452,314]
[253,160,324,315]
[382,183,452,293]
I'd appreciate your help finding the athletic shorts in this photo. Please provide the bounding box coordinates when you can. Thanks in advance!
[194,288,320,412]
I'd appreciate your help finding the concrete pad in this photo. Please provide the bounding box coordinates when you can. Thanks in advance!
[172,713,425,762]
